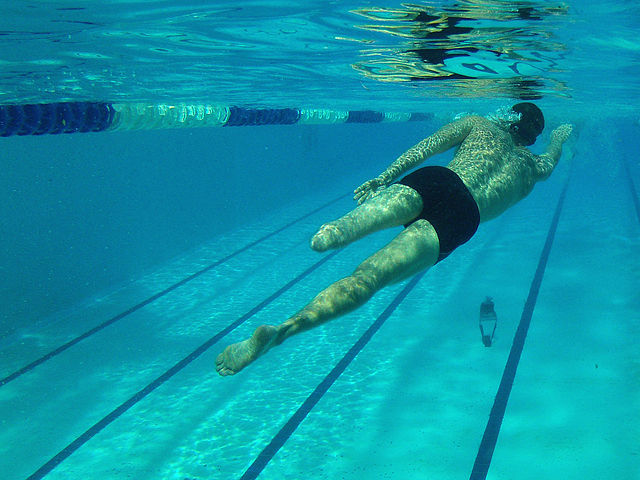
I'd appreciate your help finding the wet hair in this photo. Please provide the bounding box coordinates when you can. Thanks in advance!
[509,102,544,146]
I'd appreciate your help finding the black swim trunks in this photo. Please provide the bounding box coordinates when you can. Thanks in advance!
[399,166,480,263]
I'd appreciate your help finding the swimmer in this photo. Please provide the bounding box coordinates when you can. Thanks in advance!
[216,102,573,376]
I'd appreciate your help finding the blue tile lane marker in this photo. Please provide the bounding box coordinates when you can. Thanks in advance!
[1,193,349,388]
[25,250,340,480]
[469,175,571,480]
[622,156,640,226]
[239,270,427,480]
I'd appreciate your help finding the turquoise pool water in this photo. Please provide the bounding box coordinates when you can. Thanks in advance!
[1,1,638,479]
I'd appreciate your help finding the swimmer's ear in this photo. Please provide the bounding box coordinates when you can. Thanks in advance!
[509,122,537,146]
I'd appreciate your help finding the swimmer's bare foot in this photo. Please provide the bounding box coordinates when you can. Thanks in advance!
[311,223,347,252]
[216,325,279,376]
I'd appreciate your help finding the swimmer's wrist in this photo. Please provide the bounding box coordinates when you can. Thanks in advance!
[376,174,390,186]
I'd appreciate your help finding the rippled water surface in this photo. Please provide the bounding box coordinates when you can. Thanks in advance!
[0,1,638,113]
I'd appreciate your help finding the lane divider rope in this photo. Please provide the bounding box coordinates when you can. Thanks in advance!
[0,102,434,136]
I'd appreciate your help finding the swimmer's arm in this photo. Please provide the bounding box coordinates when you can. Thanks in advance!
[535,124,573,180]
[354,116,478,204]
[377,116,478,185]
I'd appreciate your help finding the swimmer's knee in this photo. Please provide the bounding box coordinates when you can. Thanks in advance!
[352,267,383,294]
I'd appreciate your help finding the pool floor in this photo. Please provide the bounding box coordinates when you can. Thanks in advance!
[1,157,638,480]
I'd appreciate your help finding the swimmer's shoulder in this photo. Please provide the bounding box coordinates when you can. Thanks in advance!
[449,115,497,134]
[451,114,489,125]
[441,115,491,138]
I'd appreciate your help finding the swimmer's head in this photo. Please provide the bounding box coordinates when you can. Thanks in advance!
[509,102,544,146]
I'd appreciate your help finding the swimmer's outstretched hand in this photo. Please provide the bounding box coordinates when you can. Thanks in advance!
[354,178,386,204]
[551,124,573,143]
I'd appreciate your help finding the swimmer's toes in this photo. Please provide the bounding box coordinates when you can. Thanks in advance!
[216,325,279,376]
[215,353,228,374]
[216,343,247,376]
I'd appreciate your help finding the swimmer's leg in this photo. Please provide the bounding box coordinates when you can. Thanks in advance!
[311,184,422,252]
[216,219,439,376]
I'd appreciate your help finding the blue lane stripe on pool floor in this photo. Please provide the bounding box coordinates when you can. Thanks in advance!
[1,193,349,388]
[469,174,571,480]
[239,270,427,480]
[25,250,340,480]
[622,156,640,226]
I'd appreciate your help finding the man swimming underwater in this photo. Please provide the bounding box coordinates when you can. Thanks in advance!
[216,102,573,376]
